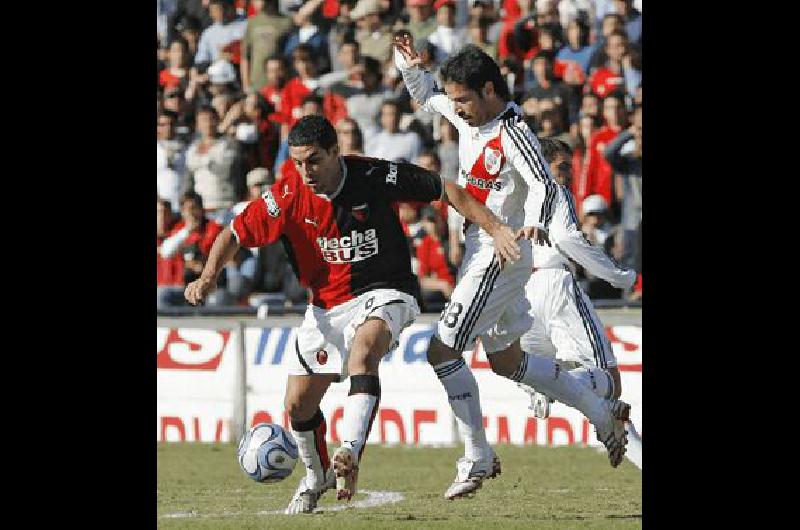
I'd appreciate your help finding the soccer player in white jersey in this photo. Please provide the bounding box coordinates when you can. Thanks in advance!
[394,35,630,499]
[517,138,642,470]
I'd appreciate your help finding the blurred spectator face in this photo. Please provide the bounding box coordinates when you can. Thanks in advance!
[437,4,456,27]
[181,196,204,226]
[469,18,487,43]
[580,93,599,118]
[157,199,174,237]
[337,119,362,153]
[602,14,624,38]
[631,106,642,145]
[252,0,266,12]
[613,0,631,18]
[357,14,382,32]
[539,109,563,136]
[416,153,440,173]
[470,0,496,20]
[532,56,552,83]
[211,93,233,120]
[338,43,360,70]
[538,30,555,52]
[398,202,419,224]
[634,84,642,107]
[157,113,176,140]
[301,99,324,117]
[265,58,287,87]
[169,40,188,68]
[380,102,401,133]
[606,33,627,64]
[602,96,626,128]
[566,20,585,49]
[164,90,187,114]
[579,114,598,143]
[537,98,555,114]
[408,3,432,23]
[209,2,225,23]
[197,109,219,139]
[293,50,316,79]
[181,29,200,54]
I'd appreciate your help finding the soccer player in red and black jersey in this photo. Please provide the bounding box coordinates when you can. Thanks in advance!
[184,115,521,513]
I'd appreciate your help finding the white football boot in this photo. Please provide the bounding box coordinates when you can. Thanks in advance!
[444,449,502,500]
[594,398,630,468]
[284,467,336,514]
[332,446,359,501]
[517,383,553,419]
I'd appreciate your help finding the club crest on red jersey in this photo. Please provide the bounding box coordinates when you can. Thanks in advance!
[316,349,328,365]
[484,146,503,175]
[352,203,369,222]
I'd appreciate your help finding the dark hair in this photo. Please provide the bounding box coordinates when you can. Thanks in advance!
[264,54,288,67]
[440,44,510,102]
[196,104,219,120]
[568,17,590,47]
[159,109,179,121]
[288,115,338,150]
[359,55,382,77]
[539,138,572,163]
[607,28,629,43]
[381,99,401,113]
[157,197,173,210]
[302,93,324,108]
[293,44,314,59]
[341,38,360,50]
[417,149,441,167]
[180,190,204,210]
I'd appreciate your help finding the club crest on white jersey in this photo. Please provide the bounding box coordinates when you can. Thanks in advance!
[484,146,503,175]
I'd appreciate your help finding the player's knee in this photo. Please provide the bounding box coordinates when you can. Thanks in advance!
[426,336,460,366]
[284,394,313,421]
[487,347,522,378]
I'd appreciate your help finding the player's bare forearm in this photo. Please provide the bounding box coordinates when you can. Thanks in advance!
[184,227,240,305]
[201,227,240,282]
[442,180,520,263]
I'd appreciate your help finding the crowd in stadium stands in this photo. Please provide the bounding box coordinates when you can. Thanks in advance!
[157,0,643,311]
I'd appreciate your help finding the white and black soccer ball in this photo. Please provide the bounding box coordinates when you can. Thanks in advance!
[237,423,298,483]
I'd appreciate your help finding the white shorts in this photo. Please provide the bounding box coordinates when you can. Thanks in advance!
[287,289,421,380]
[435,242,533,354]
[519,267,616,369]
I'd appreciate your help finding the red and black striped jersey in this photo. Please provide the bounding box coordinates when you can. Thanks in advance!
[231,156,444,309]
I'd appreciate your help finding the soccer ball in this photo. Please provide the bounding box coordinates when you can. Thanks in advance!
[237,423,298,483]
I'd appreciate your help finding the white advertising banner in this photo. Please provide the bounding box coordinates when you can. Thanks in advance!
[157,322,642,446]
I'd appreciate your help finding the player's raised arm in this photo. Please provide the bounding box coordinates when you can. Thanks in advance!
[501,114,559,239]
[393,33,463,126]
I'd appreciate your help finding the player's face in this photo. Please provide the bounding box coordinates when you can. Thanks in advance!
[290,143,341,195]
[549,153,572,186]
[445,81,490,127]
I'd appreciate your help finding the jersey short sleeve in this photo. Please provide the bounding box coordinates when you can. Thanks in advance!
[230,179,294,248]
[376,159,443,203]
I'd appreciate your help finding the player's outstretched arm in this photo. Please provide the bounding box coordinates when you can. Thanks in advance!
[442,180,520,266]
[184,227,241,305]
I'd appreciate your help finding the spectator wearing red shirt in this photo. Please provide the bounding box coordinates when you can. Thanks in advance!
[158,192,226,307]
[570,111,602,202]
[576,93,627,215]
[159,38,191,91]
[397,202,455,309]
[157,198,183,295]
[258,55,289,122]
[586,29,631,99]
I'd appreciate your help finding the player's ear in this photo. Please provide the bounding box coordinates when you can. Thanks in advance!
[483,81,494,99]
[329,143,339,158]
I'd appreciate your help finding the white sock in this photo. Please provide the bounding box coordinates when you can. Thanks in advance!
[568,366,614,399]
[290,409,329,490]
[510,352,607,426]
[434,358,490,462]
[340,374,381,463]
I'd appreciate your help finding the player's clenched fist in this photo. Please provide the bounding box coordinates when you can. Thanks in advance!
[184,276,215,306]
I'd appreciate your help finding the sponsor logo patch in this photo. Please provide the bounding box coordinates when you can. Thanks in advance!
[386,163,398,185]
[262,190,281,217]
[317,228,379,263]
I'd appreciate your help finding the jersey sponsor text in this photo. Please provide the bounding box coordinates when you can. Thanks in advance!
[317,228,379,263]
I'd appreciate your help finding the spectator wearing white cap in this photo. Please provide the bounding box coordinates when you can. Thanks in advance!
[350,0,393,62]
[194,0,247,66]
[580,194,612,248]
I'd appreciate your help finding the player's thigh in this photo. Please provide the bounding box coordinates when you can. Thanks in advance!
[343,289,421,372]
[551,276,616,369]
[284,374,338,421]
[436,250,531,354]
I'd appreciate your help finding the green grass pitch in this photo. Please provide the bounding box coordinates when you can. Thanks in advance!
[157,443,641,529]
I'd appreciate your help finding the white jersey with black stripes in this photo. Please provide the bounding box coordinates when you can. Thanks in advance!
[533,185,636,290]
[395,49,561,253]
